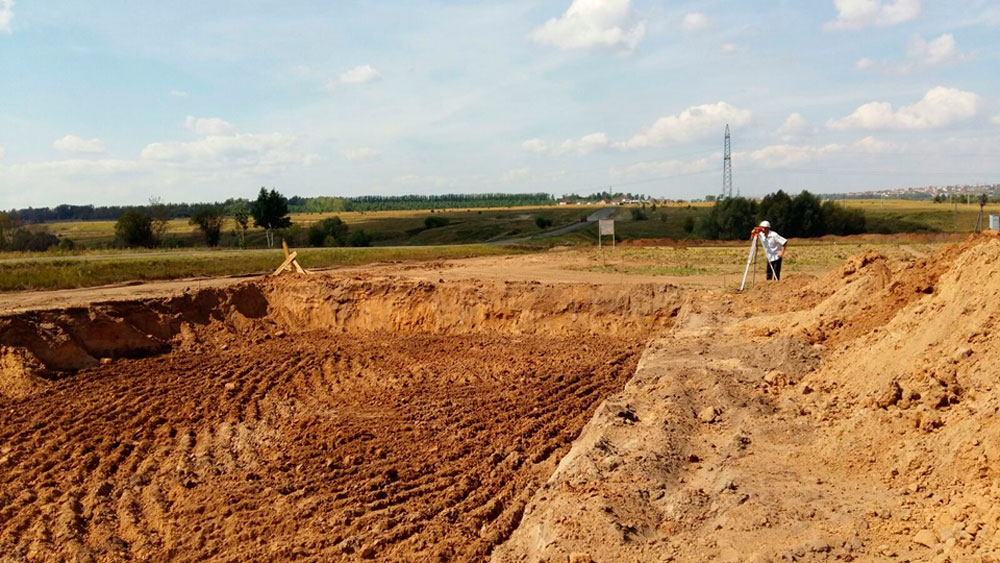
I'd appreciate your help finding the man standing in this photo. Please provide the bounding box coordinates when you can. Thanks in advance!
[758,221,787,280]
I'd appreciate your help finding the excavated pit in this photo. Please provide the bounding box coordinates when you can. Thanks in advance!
[0,275,681,561]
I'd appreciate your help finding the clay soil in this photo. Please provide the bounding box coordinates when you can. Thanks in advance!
[6,235,1000,562]
[0,277,676,562]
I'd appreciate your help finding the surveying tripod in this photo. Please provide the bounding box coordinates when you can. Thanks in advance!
[739,227,780,291]
[974,193,988,232]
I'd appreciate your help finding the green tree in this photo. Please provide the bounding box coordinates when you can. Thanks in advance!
[756,190,792,233]
[0,212,11,249]
[697,197,759,240]
[115,210,156,248]
[148,196,169,246]
[789,190,825,237]
[189,206,225,247]
[250,187,291,248]
[225,199,251,248]
[821,201,866,235]
[308,216,350,247]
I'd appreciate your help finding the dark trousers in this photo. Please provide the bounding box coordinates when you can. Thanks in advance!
[766,258,782,280]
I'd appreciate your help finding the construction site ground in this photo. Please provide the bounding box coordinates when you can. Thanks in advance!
[3,236,1000,562]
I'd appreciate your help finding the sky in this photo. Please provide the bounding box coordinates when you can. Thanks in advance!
[1,0,999,208]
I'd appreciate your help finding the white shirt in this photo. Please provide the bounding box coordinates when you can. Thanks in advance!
[760,230,787,262]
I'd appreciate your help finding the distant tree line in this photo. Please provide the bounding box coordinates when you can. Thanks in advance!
[696,190,866,240]
[560,191,645,203]
[6,193,558,224]
[298,193,556,212]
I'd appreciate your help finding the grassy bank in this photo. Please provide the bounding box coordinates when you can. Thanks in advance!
[0,244,529,292]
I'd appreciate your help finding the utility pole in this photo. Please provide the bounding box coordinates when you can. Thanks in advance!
[722,124,732,200]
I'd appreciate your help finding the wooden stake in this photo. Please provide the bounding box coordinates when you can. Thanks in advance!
[272,251,298,276]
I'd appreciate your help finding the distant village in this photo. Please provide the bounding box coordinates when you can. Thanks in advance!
[824,183,1000,200]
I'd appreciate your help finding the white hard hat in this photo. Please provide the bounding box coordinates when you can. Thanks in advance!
[759,220,771,228]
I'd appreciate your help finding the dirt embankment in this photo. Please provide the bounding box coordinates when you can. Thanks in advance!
[0,276,682,562]
[498,233,1000,562]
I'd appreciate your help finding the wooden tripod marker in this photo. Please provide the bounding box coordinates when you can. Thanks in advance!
[272,240,310,276]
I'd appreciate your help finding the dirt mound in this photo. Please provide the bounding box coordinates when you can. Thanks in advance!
[497,234,1000,561]
[737,237,973,345]
[0,275,681,561]
[0,347,48,400]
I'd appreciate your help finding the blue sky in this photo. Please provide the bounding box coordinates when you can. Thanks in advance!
[1,0,998,207]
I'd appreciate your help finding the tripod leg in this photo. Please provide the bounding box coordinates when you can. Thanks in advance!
[739,236,758,291]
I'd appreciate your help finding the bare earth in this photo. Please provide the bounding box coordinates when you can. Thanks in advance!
[4,236,1000,561]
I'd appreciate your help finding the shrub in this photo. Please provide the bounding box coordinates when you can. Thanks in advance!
[58,237,76,251]
[683,216,695,234]
[424,216,450,229]
[115,210,156,248]
[630,208,648,221]
[535,216,553,229]
[821,201,866,235]
[348,229,372,247]
[308,216,350,247]
[9,230,60,252]
[189,206,225,247]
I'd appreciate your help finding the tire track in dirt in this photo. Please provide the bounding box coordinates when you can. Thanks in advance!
[0,331,643,561]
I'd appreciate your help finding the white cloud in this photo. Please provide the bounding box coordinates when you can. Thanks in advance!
[777,113,815,139]
[501,167,532,183]
[826,0,921,29]
[0,0,13,33]
[992,115,1000,126]
[140,132,314,171]
[521,138,548,154]
[344,146,377,161]
[521,132,609,156]
[0,145,5,160]
[682,12,709,33]
[338,64,380,84]
[169,89,189,97]
[857,34,964,73]
[743,136,898,169]
[828,87,980,130]
[184,116,234,136]
[53,135,106,154]
[610,157,713,180]
[619,102,751,148]
[907,33,959,66]
[530,0,646,52]
[721,43,740,53]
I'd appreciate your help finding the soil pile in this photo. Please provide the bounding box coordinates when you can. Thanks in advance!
[497,234,1000,562]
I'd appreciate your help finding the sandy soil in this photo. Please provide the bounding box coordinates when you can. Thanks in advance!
[496,234,1000,562]
[5,235,1000,562]
[0,277,678,561]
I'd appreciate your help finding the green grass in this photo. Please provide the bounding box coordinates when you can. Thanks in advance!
[0,244,530,292]
[40,205,599,249]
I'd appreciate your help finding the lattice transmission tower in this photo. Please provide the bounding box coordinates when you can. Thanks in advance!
[722,124,732,199]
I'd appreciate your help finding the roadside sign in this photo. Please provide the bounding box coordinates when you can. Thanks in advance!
[598,219,615,248]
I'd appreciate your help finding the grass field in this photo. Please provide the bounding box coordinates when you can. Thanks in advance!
[836,198,1000,233]
[4,198,992,293]
[41,205,599,248]
[561,240,943,287]
[0,245,528,292]
[34,199,998,251]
